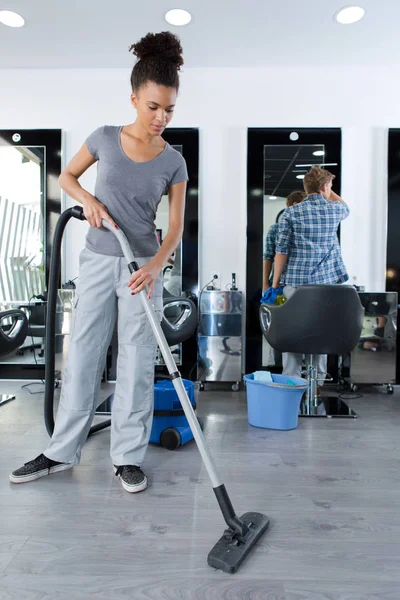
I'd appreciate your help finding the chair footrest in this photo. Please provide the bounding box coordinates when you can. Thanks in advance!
[299,396,358,418]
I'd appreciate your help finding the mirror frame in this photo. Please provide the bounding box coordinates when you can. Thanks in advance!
[246,127,342,375]
[0,129,62,380]
[387,128,400,382]
[162,128,199,301]
[147,127,199,378]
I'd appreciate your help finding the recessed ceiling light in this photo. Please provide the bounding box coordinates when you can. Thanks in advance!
[296,175,305,180]
[313,150,325,156]
[269,196,278,200]
[334,6,365,25]
[0,10,25,27]
[165,8,192,26]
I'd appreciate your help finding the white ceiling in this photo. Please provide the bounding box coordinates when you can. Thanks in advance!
[0,0,399,69]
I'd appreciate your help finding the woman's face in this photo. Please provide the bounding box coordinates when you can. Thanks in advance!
[131,81,177,137]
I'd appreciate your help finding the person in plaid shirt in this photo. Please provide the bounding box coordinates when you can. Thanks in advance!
[263,190,306,292]
[271,167,349,381]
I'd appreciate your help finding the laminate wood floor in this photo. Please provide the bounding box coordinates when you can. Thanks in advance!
[0,381,399,599]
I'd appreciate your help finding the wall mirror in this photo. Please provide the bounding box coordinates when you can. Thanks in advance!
[0,130,61,380]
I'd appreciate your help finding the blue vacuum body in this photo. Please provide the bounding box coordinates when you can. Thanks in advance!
[150,379,200,450]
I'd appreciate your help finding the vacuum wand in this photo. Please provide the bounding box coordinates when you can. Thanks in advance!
[75,207,269,573]
[101,218,223,489]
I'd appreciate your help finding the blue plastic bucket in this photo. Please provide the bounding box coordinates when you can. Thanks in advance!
[243,373,308,430]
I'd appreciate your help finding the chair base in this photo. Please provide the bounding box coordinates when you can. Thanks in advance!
[0,394,16,406]
[300,395,358,418]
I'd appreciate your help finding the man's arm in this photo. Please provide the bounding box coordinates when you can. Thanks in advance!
[263,259,273,292]
[272,254,288,289]
[273,213,292,288]
[263,224,278,291]
[328,189,350,220]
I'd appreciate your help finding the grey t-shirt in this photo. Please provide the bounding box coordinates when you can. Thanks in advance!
[84,125,188,257]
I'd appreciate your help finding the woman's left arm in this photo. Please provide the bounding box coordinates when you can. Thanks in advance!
[128,180,187,298]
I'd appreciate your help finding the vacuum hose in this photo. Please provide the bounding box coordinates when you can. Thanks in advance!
[44,206,111,437]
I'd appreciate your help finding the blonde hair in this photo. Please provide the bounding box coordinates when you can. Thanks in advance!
[286,190,306,207]
[303,167,335,195]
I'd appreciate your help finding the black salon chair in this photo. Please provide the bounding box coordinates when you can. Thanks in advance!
[260,285,365,418]
[0,309,28,406]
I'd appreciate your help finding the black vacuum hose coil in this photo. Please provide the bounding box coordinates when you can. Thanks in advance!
[44,206,111,437]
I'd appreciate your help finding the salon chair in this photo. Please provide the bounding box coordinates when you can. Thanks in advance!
[19,302,46,357]
[160,289,197,346]
[260,285,364,418]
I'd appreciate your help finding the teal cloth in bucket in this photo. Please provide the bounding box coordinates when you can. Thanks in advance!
[253,370,273,382]
[243,373,308,430]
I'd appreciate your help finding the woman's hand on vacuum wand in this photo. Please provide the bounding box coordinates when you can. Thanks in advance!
[128,258,163,299]
[82,196,118,230]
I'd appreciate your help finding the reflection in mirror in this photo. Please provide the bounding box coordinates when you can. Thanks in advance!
[155,144,183,366]
[0,145,46,366]
[262,143,331,367]
[156,206,182,297]
[351,292,397,386]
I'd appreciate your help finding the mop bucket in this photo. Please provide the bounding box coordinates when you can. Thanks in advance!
[243,373,308,430]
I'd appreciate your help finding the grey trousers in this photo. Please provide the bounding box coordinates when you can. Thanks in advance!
[45,247,163,466]
[282,285,327,383]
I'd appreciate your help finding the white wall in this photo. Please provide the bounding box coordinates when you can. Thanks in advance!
[0,65,396,292]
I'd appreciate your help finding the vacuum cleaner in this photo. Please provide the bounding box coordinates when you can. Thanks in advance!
[44,206,270,573]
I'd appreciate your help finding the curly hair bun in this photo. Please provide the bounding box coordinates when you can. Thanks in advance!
[129,31,184,69]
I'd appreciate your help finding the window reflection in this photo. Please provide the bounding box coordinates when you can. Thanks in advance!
[0,145,46,365]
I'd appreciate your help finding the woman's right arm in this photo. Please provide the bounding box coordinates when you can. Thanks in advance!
[58,144,118,229]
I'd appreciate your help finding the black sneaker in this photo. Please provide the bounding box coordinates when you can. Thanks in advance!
[9,454,73,484]
[114,465,147,493]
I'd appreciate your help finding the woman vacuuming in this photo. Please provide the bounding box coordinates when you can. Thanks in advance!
[10,32,188,493]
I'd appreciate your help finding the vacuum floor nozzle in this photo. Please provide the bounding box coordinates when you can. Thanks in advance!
[207,512,270,573]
